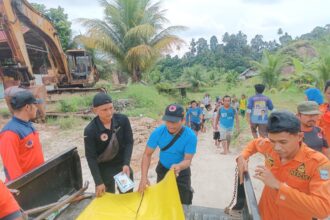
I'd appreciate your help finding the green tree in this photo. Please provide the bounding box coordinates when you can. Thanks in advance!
[210,35,219,53]
[279,32,293,46]
[315,53,330,89]
[31,3,72,51]
[78,0,185,82]
[251,51,286,88]
[181,65,208,91]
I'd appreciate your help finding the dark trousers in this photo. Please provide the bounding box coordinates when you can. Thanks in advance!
[100,164,134,193]
[156,162,193,205]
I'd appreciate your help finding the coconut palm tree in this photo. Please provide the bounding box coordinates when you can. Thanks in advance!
[315,53,330,90]
[78,0,185,82]
[181,65,208,91]
[251,51,286,88]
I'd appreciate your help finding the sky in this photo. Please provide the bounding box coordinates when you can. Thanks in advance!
[31,0,330,54]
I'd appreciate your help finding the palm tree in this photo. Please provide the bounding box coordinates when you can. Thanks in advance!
[78,0,185,82]
[315,53,330,90]
[181,65,208,91]
[251,51,286,88]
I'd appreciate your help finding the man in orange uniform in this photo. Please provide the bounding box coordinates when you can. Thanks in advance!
[0,180,23,220]
[237,111,330,220]
[0,91,44,182]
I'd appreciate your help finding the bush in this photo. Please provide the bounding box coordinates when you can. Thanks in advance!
[58,95,93,113]
[47,116,83,130]
[0,108,11,118]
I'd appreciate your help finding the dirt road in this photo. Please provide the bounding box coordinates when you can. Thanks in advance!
[0,115,264,208]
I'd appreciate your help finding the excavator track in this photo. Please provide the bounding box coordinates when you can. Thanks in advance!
[47,87,107,95]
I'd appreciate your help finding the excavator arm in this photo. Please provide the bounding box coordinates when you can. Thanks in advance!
[0,0,33,80]
[0,0,72,83]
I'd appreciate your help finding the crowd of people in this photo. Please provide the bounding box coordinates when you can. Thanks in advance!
[0,81,330,219]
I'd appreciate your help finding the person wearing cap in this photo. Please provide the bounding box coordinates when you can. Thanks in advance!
[297,101,330,159]
[246,84,274,138]
[84,92,134,197]
[138,104,197,205]
[0,91,44,182]
[236,111,330,220]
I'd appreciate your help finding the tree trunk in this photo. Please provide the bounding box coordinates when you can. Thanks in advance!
[111,70,120,85]
[132,67,142,82]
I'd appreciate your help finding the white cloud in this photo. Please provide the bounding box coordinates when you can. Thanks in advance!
[31,0,330,54]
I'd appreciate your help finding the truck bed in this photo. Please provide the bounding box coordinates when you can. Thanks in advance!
[6,147,259,220]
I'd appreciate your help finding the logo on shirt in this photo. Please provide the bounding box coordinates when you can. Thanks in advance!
[25,140,34,148]
[317,132,323,139]
[319,165,330,180]
[290,163,311,180]
[265,154,274,167]
[100,133,109,142]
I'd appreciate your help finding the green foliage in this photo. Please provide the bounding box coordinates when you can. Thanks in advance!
[251,51,286,88]
[0,108,11,118]
[315,51,330,89]
[181,65,208,91]
[31,3,72,51]
[111,84,173,118]
[224,71,239,89]
[58,96,93,113]
[155,82,174,94]
[47,116,83,130]
[78,0,185,82]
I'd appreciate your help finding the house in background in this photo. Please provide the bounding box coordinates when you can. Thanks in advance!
[238,68,258,80]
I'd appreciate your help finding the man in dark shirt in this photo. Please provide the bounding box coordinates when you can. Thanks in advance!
[84,92,134,197]
[297,101,330,159]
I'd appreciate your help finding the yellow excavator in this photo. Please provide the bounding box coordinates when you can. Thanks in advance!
[0,0,100,121]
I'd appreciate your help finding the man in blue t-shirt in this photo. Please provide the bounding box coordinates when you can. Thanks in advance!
[186,100,203,135]
[214,95,240,155]
[138,104,197,205]
[247,84,274,138]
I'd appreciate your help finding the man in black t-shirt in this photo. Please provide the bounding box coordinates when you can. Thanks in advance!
[84,92,134,196]
[297,101,330,159]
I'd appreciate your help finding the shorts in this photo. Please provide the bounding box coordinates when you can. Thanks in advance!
[240,109,246,117]
[219,127,233,141]
[213,131,220,140]
[190,122,201,132]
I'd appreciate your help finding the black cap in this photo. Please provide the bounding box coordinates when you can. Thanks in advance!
[93,92,112,107]
[267,111,300,134]
[10,91,43,110]
[162,104,184,122]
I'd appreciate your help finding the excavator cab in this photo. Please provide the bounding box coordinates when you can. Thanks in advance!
[66,49,98,87]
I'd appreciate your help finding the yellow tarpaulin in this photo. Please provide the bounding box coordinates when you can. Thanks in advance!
[77,170,185,220]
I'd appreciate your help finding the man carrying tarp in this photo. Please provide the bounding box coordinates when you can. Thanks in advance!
[84,92,134,197]
[237,111,330,220]
[138,104,197,206]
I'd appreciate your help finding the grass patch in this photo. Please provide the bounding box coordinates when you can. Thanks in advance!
[0,108,11,118]
[111,84,174,119]
[47,116,85,130]
[57,95,93,113]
